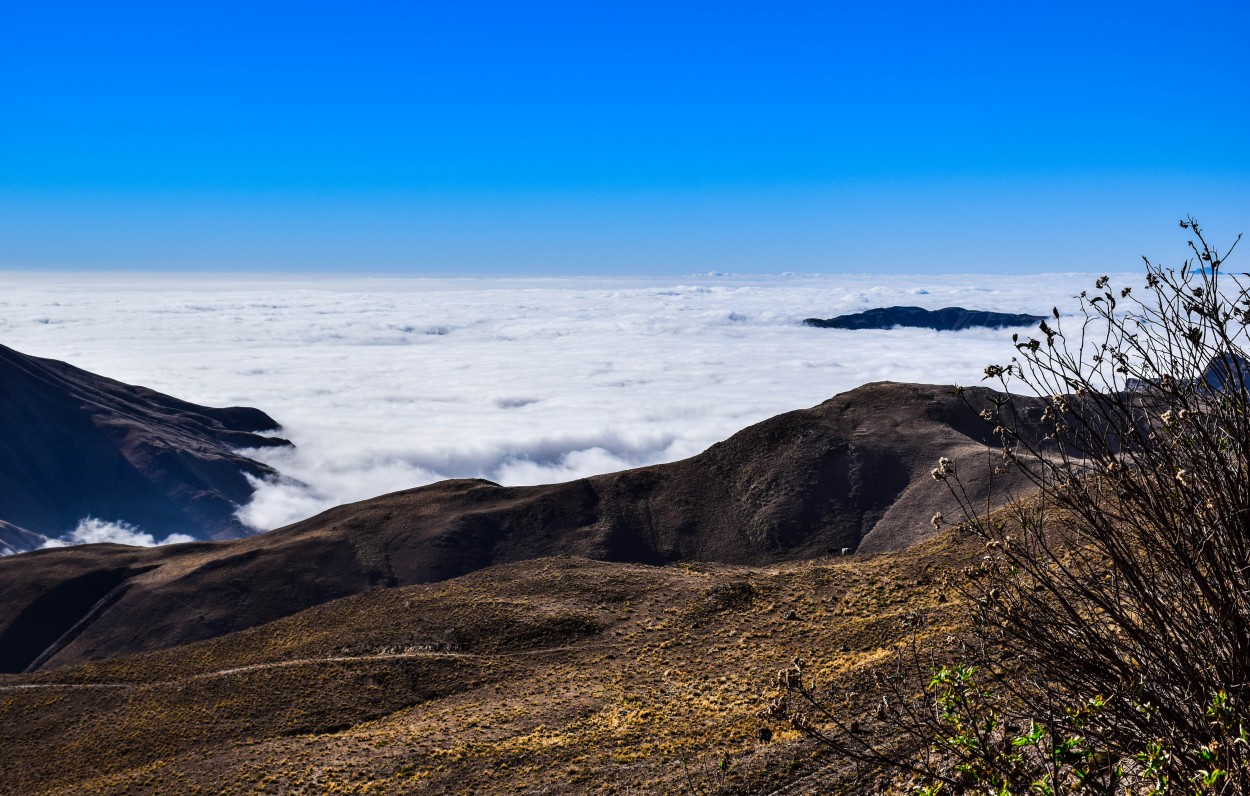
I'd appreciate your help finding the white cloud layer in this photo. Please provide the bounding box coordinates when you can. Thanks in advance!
[41,518,197,548]
[0,270,1124,537]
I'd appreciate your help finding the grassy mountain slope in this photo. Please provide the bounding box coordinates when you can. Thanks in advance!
[0,528,977,795]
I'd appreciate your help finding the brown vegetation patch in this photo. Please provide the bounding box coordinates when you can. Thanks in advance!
[0,532,978,795]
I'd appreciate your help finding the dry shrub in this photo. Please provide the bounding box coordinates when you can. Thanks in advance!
[777,220,1250,795]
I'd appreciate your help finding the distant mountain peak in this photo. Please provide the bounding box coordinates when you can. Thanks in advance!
[804,306,1045,331]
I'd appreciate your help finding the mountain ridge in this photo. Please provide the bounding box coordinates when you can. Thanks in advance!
[805,305,1046,331]
[0,380,1044,673]
[0,342,291,549]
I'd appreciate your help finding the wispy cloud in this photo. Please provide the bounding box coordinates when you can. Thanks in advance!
[41,518,196,548]
[0,271,1116,535]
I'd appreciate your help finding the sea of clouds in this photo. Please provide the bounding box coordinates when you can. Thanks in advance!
[0,270,1124,545]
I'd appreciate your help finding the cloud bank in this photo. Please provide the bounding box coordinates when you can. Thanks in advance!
[0,271,1119,537]
[41,518,197,548]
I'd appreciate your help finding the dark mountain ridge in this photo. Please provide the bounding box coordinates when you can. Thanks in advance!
[0,342,291,549]
[0,381,1045,672]
[805,305,1046,331]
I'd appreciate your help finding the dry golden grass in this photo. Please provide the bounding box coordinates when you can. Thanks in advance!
[0,530,977,795]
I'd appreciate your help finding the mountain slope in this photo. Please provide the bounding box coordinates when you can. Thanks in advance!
[0,535,975,796]
[0,343,291,547]
[0,381,1040,672]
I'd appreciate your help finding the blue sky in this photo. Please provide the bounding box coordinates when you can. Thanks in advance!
[2,1,1247,274]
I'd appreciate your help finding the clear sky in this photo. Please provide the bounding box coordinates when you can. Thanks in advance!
[2,1,1247,274]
